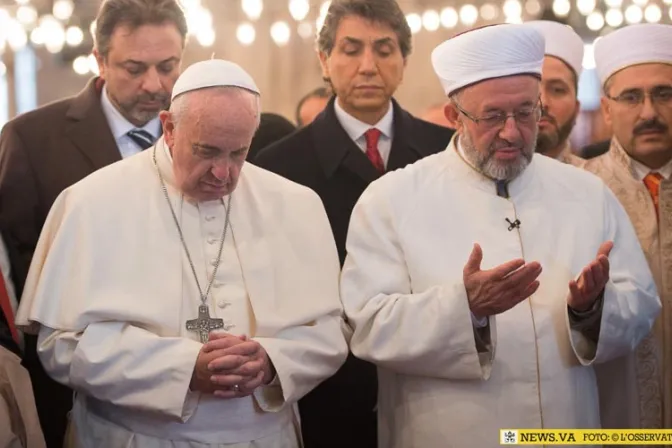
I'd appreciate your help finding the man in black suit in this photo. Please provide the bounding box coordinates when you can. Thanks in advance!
[0,1,187,445]
[581,139,611,159]
[254,1,454,446]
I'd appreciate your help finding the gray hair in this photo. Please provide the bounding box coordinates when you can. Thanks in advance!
[94,0,188,59]
[170,87,261,129]
[317,0,412,58]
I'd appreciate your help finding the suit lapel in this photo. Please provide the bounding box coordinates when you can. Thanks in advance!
[65,78,121,170]
[387,99,426,171]
[311,98,380,183]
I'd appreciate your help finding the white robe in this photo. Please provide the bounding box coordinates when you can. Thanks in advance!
[15,139,349,447]
[340,138,661,448]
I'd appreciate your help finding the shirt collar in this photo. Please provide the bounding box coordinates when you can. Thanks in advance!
[613,138,672,181]
[630,155,672,181]
[100,85,161,140]
[333,99,394,142]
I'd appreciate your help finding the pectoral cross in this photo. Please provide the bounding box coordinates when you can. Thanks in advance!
[186,305,225,343]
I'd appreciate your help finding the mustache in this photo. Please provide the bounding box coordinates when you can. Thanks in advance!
[633,119,668,135]
[136,92,170,103]
[540,109,558,127]
[490,139,525,151]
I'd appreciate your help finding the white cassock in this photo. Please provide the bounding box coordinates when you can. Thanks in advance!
[15,138,348,447]
[340,137,661,448]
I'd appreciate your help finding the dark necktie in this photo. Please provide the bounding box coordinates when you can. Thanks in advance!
[495,180,509,198]
[127,129,156,150]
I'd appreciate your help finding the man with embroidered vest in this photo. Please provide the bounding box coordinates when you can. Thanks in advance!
[582,23,672,430]
[340,24,660,447]
[253,2,453,446]
[15,59,348,447]
[0,1,186,445]
[525,20,585,166]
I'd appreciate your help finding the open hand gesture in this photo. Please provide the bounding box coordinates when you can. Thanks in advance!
[464,244,542,319]
[568,241,613,312]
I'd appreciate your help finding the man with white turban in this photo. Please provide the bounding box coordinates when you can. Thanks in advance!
[525,20,585,166]
[14,59,348,447]
[582,23,672,430]
[339,24,660,447]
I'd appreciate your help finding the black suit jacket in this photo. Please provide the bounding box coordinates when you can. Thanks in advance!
[254,98,454,448]
[0,77,121,448]
[581,139,610,159]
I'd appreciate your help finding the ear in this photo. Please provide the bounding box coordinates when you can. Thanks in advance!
[160,110,175,147]
[93,48,106,79]
[572,99,581,124]
[318,50,330,80]
[600,96,612,128]
[444,102,462,131]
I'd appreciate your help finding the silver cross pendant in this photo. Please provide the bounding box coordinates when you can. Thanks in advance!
[186,305,225,343]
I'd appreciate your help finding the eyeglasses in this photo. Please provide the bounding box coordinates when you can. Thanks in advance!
[606,86,672,108]
[453,99,542,130]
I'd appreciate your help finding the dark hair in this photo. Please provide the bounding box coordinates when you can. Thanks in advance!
[94,0,188,58]
[317,0,412,59]
[295,87,332,126]
[248,113,296,161]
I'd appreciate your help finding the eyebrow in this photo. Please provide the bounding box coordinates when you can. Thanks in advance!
[341,36,396,46]
[546,78,570,87]
[482,100,536,113]
[193,143,222,152]
[193,143,248,153]
[122,56,180,66]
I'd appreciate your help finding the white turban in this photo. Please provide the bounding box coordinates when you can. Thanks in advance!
[525,20,584,77]
[431,24,545,97]
[594,23,672,86]
[171,59,260,101]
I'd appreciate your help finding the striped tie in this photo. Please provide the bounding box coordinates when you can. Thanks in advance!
[127,129,156,150]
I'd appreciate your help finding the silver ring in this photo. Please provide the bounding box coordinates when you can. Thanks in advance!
[232,384,240,393]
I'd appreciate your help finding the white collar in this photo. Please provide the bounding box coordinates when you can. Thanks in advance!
[333,99,394,142]
[100,85,161,140]
[629,154,672,181]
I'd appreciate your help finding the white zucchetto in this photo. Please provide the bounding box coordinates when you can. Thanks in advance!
[431,24,545,97]
[525,20,584,77]
[171,59,260,101]
[594,23,672,86]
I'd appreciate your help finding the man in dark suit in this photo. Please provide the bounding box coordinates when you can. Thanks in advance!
[0,1,187,445]
[254,1,454,446]
[581,139,611,159]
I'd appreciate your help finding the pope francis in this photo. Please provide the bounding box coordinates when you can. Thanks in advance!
[15,59,348,447]
[339,24,661,447]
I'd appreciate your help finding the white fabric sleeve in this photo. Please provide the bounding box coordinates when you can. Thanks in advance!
[37,323,203,422]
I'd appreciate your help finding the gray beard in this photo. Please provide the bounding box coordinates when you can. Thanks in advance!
[460,128,537,181]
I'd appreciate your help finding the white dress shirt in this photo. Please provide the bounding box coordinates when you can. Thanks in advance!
[100,85,161,159]
[630,156,672,181]
[333,99,394,167]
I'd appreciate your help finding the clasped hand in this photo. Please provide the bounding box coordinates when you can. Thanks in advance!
[191,333,274,398]
[464,242,612,319]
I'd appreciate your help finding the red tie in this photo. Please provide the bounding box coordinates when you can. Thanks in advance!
[364,128,385,174]
[643,172,663,217]
[0,273,19,344]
